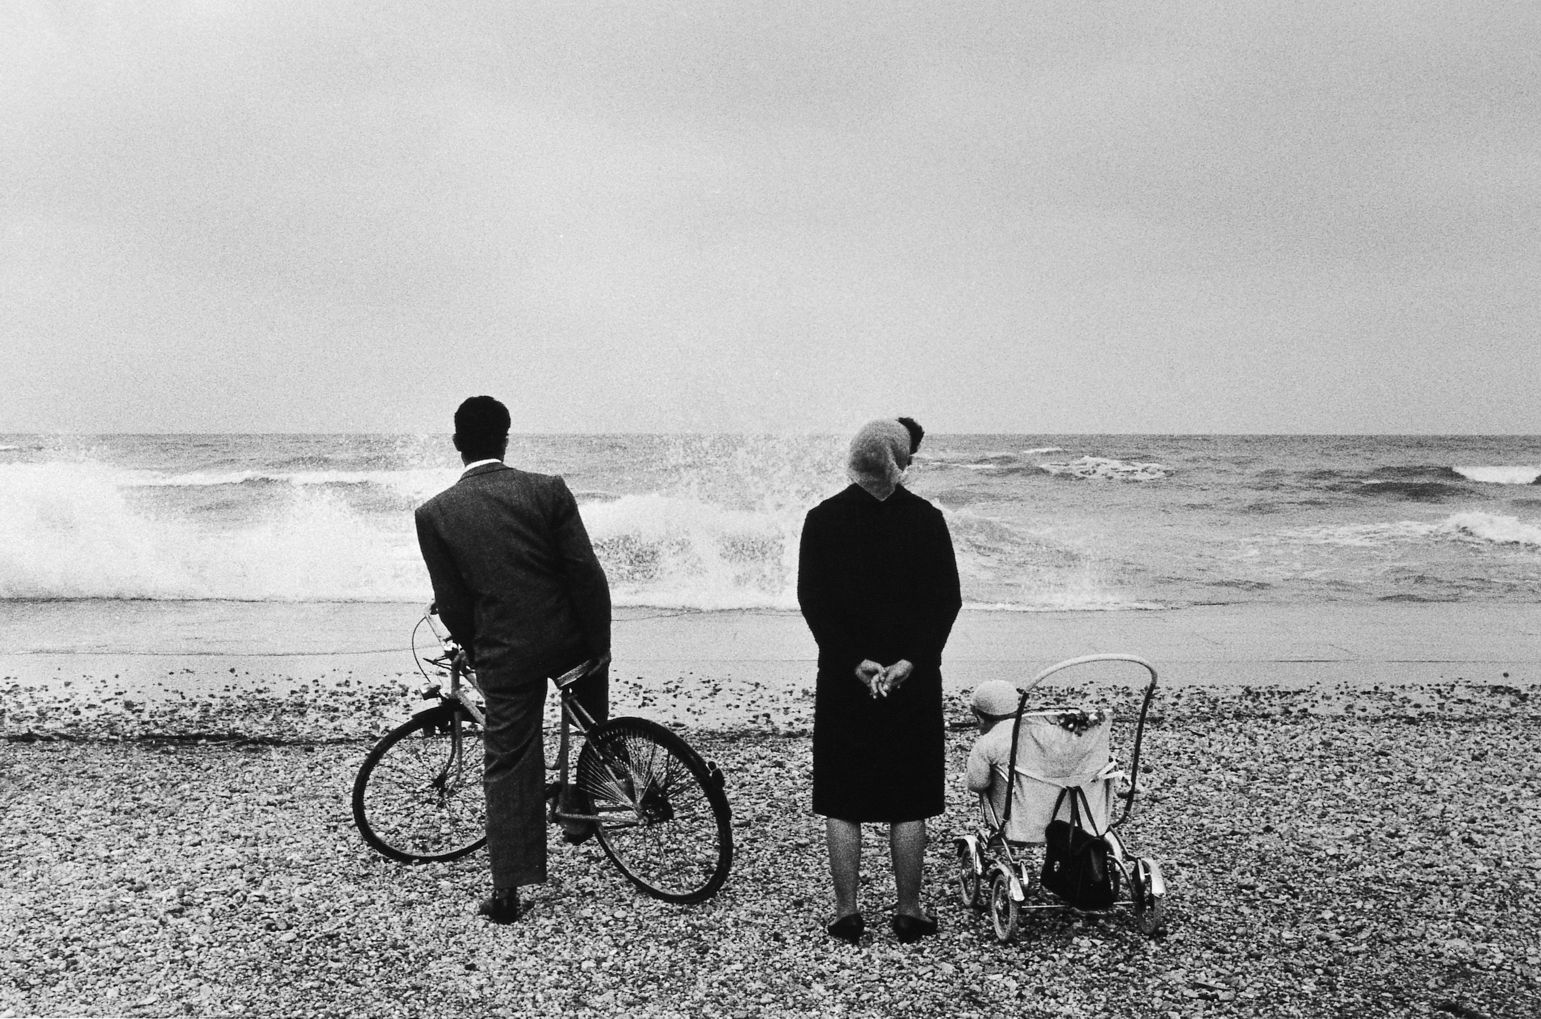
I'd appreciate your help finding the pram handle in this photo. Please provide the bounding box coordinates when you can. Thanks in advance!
[1020,653,1158,697]
[1011,654,1158,832]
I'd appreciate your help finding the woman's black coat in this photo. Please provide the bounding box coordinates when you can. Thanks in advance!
[798,484,962,822]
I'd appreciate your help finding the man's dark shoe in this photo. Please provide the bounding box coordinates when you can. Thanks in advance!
[891,912,938,943]
[561,824,596,845]
[477,887,521,924]
[557,789,596,843]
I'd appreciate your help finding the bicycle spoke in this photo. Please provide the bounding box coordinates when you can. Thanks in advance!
[574,717,732,903]
[352,707,488,864]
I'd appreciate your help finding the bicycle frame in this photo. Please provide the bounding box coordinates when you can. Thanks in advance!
[418,606,611,829]
[358,603,734,901]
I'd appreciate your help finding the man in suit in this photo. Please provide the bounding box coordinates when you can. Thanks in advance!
[415,395,611,923]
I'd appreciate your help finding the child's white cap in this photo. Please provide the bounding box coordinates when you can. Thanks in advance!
[970,680,1021,719]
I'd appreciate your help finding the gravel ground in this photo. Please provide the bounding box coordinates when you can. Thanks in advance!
[3,684,1540,1018]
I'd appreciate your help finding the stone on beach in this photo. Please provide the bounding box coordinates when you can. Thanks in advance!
[2,600,1539,1017]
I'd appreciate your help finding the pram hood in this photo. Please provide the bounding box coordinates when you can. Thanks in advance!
[1009,708,1112,788]
[984,707,1116,843]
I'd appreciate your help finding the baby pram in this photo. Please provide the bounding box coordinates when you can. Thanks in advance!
[953,654,1166,942]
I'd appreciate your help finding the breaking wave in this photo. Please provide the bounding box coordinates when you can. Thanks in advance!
[7,434,1538,612]
[1453,465,1541,485]
[126,467,449,503]
[1296,513,1541,550]
[0,456,1163,612]
[0,462,425,601]
[1039,456,1169,481]
[1443,511,1541,547]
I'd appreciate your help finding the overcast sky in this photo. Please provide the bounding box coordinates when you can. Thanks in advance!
[3,1,1538,434]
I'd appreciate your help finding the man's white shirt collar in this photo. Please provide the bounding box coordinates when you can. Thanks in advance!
[461,458,502,474]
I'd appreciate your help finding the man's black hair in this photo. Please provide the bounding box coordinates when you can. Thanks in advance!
[454,396,511,460]
[897,416,924,454]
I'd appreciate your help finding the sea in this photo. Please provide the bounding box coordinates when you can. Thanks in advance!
[2,433,1539,613]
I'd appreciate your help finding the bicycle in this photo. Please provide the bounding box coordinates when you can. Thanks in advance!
[352,605,734,904]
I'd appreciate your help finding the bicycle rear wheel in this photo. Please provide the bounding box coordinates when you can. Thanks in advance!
[353,704,487,863]
[574,717,732,904]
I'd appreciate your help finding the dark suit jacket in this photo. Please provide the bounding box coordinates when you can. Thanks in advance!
[414,463,610,675]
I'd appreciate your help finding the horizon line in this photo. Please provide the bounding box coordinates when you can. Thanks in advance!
[4,430,1541,439]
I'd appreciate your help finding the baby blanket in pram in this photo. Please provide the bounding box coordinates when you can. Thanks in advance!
[971,709,1116,844]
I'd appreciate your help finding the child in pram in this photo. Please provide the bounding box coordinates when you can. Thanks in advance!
[965,680,1118,843]
[953,656,1167,942]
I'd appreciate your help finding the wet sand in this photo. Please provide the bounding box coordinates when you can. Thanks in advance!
[1,600,1536,739]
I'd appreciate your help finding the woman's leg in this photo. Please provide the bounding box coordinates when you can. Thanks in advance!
[890,819,930,919]
[826,817,863,918]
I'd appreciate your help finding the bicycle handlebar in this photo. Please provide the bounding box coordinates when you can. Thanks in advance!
[423,602,452,646]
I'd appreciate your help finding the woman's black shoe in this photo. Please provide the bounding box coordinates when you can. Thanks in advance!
[891,913,938,943]
[825,913,865,944]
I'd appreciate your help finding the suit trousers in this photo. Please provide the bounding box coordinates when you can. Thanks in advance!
[481,659,608,889]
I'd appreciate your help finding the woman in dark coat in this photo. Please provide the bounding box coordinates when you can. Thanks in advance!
[797,417,962,943]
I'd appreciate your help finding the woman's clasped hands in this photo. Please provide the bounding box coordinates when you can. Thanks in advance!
[855,658,914,699]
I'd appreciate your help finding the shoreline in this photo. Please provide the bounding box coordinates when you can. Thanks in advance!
[6,597,1539,669]
[2,600,1538,741]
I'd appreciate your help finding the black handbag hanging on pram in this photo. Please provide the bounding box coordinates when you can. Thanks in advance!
[1040,785,1117,909]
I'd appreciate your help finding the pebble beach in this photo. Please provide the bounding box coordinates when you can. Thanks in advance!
[3,602,1540,1018]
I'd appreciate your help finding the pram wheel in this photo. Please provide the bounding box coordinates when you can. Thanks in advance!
[956,852,983,910]
[988,871,1020,943]
[1130,858,1166,936]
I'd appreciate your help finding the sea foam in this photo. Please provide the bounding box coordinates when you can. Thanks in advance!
[9,434,1536,612]
[129,467,449,502]
[0,461,425,600]
[0,456,1140,611]
[1453,465,1541,485]
[1039,456,1169,481]
[1443,511,1541,548]
[584,492,802,611]
[1296,513,1541,550]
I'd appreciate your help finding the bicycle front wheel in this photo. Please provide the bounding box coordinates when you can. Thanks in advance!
[352,704,487,863]
[574,717,733,904]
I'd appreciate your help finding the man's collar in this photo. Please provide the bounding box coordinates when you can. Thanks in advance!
[460,458,503,476]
